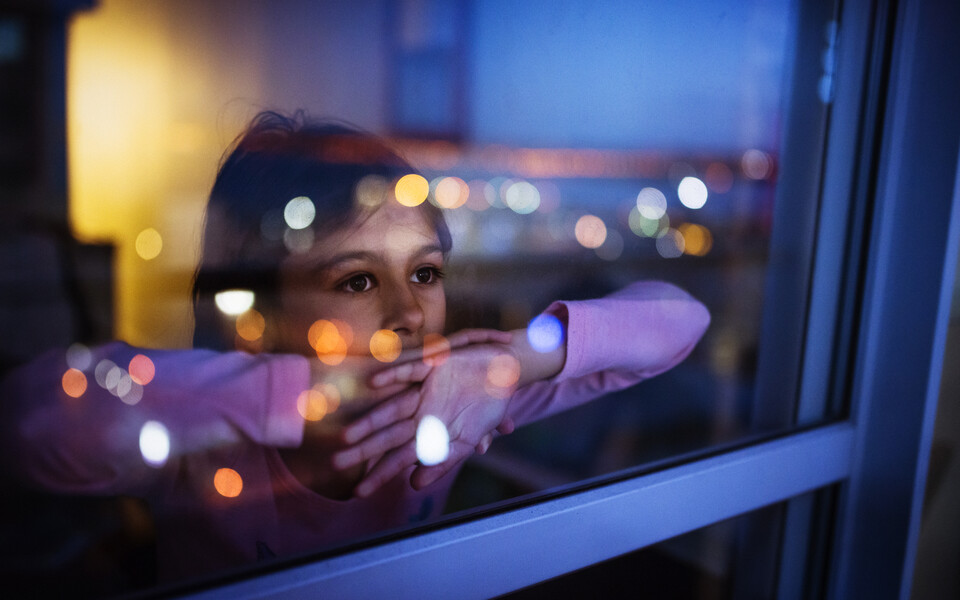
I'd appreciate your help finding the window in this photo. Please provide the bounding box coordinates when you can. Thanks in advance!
[1,0,957,597]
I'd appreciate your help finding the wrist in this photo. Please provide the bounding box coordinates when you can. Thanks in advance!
[508,322,566,388]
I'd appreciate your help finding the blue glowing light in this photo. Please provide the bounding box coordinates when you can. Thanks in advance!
[527,313,564,353]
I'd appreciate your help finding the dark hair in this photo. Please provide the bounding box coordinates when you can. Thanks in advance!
[192,111,451,347]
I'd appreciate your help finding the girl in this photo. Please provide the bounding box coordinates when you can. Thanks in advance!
[2,112,710,584]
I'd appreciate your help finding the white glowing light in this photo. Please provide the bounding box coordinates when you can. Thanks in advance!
[636,187,667,219]
[214,289,255,316]
[94,359,117,389]
[504,180,541,214]
[416,415,450,466]
[66,343,92,371]
[527,314,564,353]
[678,177,708,209]
[284,196,316,230]
[139,420,170,468]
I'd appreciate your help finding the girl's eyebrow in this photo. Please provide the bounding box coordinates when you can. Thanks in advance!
[317,243,444,271]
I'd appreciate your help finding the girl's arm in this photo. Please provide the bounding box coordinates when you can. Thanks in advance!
[335,280,710,495]
[1,342,311,497]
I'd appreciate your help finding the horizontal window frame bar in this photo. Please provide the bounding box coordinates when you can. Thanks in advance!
[182,423,854,600]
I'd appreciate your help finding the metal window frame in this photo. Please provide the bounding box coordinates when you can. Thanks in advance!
[175,0,960,597]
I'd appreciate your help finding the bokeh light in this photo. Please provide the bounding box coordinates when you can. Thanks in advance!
[355,174,389,208]
[120,382,143,406]
[434,176,469,209]
[309,319,349,366]
[628,206,669,238]
[283,227,315,254]
[370,329,402,362]
[214,290,255,316]
[705,162,734,193]
[504,180,541,214]
[416,415,450,466]
[94,359,117,389]
[66,343,92,371]
[678,223,714,256]
[636,187,667,219]
[487,353,521,390]
[527,314,564,354]
[139,420,170,468]
[656,228,686,258]
[214,467,243,498]
[741,149,773,180]
[678,177,708,209]
[135,228,162,260]
[235,309,266,342]
[466,179,493,211]
[283,196,316,230]
[423,333,451,367]
[574,214,607,249]
[394,174,429,207]
[62,368,87,398]
[128,354,155,385]
[596,229,624,261]
[297,389,329,422]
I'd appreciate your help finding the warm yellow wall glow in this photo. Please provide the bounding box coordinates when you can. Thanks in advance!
[67,1,266,348]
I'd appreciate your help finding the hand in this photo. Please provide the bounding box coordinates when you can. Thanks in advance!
[332,329,517,497]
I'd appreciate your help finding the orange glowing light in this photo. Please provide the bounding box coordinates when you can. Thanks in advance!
[574,215,607,249]
[297,389,329,422]
[678,223,713,256]
[422,333,451,367]
[314,382,341,414]
[434,176,469,209]
[62,368,88,398]
[370,329,402,362]
[213,468,243,498]
[487,354,521,389]
[236,309,266,341]
[309,319,349,365]
[128,354,155,385]
[394,174,429,207]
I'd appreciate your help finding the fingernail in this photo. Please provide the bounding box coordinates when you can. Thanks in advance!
[356,482,372,497]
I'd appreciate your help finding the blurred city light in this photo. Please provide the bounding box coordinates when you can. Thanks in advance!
[283,196,316,230]
[416,415,450,466]
[139,420,170,468]
[214,290,255,316]
[135,227,163,260]
[527,313,564,353]
[678,176,708,209]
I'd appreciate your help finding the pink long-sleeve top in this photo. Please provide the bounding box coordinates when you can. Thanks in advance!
[1,280,709,583]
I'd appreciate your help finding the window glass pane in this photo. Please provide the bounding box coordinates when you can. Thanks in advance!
[501,486,837,600]
[0,0,843,594]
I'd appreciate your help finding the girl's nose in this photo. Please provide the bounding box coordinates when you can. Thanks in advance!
[382,282,425,336]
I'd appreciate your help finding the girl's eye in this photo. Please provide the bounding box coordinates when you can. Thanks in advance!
[412,266,443,284]
[341,274,374,293]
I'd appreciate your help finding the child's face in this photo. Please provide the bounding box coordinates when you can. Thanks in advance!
[277,200,447,357]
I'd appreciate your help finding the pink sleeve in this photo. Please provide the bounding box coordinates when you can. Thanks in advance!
[1,342,309,496]
[507,281,710,427]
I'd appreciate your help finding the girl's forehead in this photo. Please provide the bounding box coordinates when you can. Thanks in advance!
[291,202,441,266]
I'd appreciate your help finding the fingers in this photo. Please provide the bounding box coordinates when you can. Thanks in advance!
[410,440,476,490]
[333,417,417,470]
[369,360,433,389]
[476,433,493,455]
[355,444,419,498]
[446,328,513,349]
[341,387,420,445]
[496,416,515,435]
